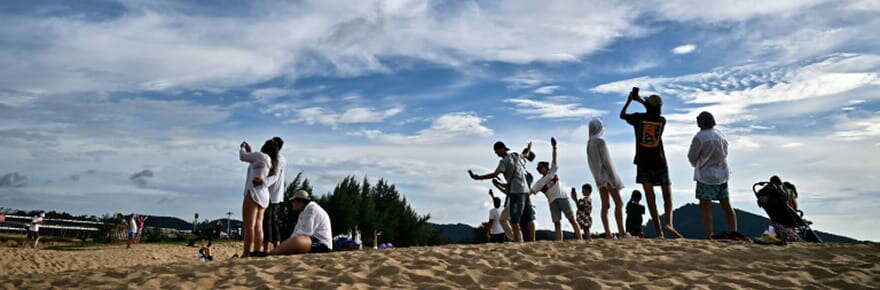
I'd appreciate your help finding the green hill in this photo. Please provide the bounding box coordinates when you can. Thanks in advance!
[644,203,861,243]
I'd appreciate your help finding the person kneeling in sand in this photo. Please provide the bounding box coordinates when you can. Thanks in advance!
[270,190,333,255]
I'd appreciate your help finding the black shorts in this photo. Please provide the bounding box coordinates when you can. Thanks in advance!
[636,165,671,185]
[489,233,506,243]
[310,237,331,253]
[262,203,282,243]
[27,230,39,240]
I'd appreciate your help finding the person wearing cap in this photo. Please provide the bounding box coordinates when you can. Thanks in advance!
[469,141,536,242]
[270,190,333,255]
[688,111,737,239]
[620,88,683,239]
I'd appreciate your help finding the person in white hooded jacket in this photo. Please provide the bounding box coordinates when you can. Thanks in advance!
[587,118,628,238]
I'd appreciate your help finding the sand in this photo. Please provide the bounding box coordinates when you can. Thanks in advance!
[1,239,879,289]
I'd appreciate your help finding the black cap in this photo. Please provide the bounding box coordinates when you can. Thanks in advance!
[493,141,509,151]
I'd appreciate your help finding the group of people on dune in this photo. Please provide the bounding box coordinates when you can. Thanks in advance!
[471,88,741,242]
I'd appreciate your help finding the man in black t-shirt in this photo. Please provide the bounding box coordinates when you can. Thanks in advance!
[620,88,683,239]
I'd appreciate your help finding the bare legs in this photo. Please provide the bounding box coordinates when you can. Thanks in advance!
[642,183,683,239]
[701,198,739,239]
[599,187,626,238]
[241,196,266,257]
[270,235,312,255]
[526,221,536,242]
[699,199,713,238]
[554,221,563,241]
[567,217,582,240]
[719,198,738,233]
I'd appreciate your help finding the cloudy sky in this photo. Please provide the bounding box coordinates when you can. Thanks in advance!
[1,0,878,241]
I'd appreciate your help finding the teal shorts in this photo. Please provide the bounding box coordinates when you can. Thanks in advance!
[696,182,729,200]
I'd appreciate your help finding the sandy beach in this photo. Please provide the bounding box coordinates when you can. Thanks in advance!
[2,239,879,289]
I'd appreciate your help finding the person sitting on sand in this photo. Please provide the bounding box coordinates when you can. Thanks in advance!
[530,137,581,241]
[469,141,536,242]
[626,190,645,238]
[127,213,138,249]
[28,212,45,248]
[239,139,279,257]
[620,87,683,239]
[587,118,628,239]
[487,195,506,243]
[270,190,333,255]
[571,185,593,240]
[687,111,738,239]
[199,242,214,261]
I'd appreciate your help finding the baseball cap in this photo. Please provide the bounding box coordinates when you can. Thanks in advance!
[645,95,663,107]
[293,190,311,200]
[493,141,509,151]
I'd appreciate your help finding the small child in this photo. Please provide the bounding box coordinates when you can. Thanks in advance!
[626,190,646,238]
[571,184,593,240]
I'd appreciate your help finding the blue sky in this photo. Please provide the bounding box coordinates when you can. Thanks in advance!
[1,0,879,240]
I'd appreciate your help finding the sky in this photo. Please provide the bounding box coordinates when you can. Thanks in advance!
[1,0,878,241]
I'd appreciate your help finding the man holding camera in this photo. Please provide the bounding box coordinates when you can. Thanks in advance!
[620,88,683,239]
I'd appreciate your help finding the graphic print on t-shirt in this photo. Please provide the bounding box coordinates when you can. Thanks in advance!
[540,175,559,193]
[639,121,663,148]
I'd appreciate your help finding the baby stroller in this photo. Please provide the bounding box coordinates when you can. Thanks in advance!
[753,178,821,243]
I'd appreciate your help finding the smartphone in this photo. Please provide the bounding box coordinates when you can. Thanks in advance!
[631,87,639,95]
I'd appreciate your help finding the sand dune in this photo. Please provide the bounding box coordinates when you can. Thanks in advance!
[2,240,879,289]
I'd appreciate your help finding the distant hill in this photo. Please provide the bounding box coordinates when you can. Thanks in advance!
[644,203,861,243]
[144,215,194,231]
[431,204,863,244]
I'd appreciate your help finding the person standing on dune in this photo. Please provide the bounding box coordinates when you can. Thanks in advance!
[470,141,536,242]
[261,137,287,253]
[687,111,737,239]
[620,88,683,239]
[530,137,581,241]
[587,118,628,239]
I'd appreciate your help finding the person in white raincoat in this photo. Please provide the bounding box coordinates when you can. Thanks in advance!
[587,118,628,238]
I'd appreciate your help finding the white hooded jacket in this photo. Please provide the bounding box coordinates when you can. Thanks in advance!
[587,118,625,190]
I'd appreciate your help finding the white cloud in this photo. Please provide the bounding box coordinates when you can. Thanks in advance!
[0,1,643,95]
[291,106,404,127]
[646,0,829,22]
[592,53,880,125]
[250,88,291,103]
[834,116,880,141]
[671,44,697,55]
[354,112,492,144]
[505,97,606,119]
[533,85,561,95]
[502,70,551,89]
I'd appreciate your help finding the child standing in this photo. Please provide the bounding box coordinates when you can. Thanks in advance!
[626,190,646,238]
[571,185,593,240]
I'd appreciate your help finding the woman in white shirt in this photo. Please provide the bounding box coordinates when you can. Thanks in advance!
[239,139,279,257]
[587,118,628,238]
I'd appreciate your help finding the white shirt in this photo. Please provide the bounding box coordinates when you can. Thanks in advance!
[587,118,625,190]
[530,164,566,202]
[30,216,43,232]
[687,128,730,185]
[266,154,287,204]
[129,216,138,233]
[488,208,504,235]
[240,148,271,208]
[293,202,333,250]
